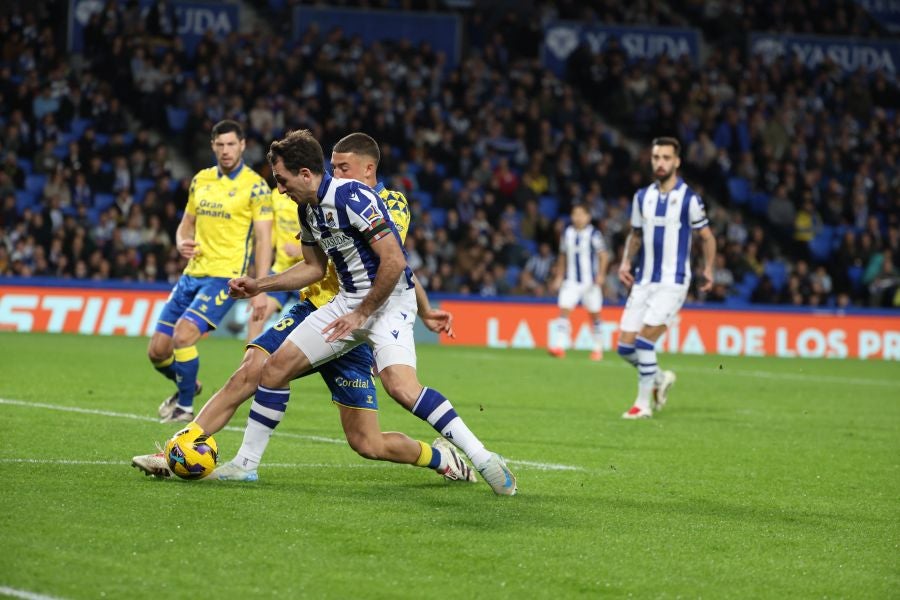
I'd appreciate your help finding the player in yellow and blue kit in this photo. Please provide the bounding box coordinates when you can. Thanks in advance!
[133,132,472,484]
[147,120,273,423]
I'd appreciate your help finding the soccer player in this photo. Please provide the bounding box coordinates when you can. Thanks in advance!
[617,137,716,419]
[148,120,272,423]
[548,204,610,360]
[245,188,303,342]
[224,130,517,495]
[133,132,476,485]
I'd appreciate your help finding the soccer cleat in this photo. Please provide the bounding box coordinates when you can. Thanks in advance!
[158,381,203,419]
[207,460,258,482]
[131,443,172,478]
[476,452,517,496]
[590,349,603,361]
[548,347,566,359]
[160,406,194,424]
[653,370,677,411]
[432,437,477,482]
[622,405,652,419]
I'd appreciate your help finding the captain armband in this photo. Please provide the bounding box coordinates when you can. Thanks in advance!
[363,220,392,243]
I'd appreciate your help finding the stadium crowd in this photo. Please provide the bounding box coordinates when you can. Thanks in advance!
[1,0,898,308]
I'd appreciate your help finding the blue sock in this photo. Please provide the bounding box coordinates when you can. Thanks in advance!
[173,346,199,410]
[617,342,639,368]
[235,385,290,470]
[152,354,178,383]
[412,387,488,465]
[635,336,658,409]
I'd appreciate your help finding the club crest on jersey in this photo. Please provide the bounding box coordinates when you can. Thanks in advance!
[359,202,383,225]
[326,211,336,227]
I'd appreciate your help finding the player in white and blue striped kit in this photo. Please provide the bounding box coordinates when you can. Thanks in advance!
[618,137,716,419]
[226,130,516,494]
[548,204,610,360]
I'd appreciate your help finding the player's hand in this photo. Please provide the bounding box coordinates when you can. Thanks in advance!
[322,310,366,343]
[178,239,200,259]
[595,275,606,288]
[549,278,562,293]
[698,267,714,293]
[248,293,268,322]
[618,262,634,287]
[228,277,260,299]
[283,242,302,258]
[420,308,455,338]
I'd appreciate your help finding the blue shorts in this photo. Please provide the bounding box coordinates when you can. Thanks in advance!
[249,300,378,411]
[156,275,235,335]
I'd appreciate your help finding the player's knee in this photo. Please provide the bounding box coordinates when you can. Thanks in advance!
[259,353,293,389]
[380,376,420,408]
[147,339,171,363]
[345,432,381,461]
[228,352,265,394]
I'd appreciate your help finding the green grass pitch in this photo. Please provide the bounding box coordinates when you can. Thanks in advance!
[1,331,897,598]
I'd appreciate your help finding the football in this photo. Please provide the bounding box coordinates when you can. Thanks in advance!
[164,433,219,480]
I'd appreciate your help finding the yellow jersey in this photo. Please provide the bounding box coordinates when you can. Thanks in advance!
[302,181,410,307]
[271,190,303,274]
[184,162,273,278]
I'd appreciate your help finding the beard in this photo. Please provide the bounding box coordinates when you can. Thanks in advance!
[655,166,675,183]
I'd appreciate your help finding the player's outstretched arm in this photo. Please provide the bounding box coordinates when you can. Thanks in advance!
[413,275,455,338]
[229,244,328,298]
[248,219,274,321]
[175,212,199,259]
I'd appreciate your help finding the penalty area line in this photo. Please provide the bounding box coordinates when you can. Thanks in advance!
[0,586,68,600]
[0,398,582,473]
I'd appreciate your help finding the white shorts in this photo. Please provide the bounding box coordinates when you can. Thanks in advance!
[558,281,603,313]
[284,289,418,371]
[619,283,687,332]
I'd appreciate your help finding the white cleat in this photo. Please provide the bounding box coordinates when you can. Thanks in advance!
[158,381,202,419]
[622,405,653,419]
[160,407,194,424]
[653,370,677,412]
[207,460,258,482]
[476,452,517,496]
[132,444,172,478]
[433,437,477,482]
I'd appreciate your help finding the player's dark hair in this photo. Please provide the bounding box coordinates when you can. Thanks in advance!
[333,132,380,167]
[211,120,244,141]
[651,136,681,156]
[267,129,325,175]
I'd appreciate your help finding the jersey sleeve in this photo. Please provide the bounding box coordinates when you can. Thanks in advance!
[344,184,393,243]
[592,230,607,253]
[558,228,569,253]
[297,207,317,245]
[250,178,273,222]
[689,192,709,230]
[630,191,644,229]
[185,174,198,216]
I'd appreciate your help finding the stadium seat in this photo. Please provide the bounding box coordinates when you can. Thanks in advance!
[434,162,447,177]
[735,273,759,299]
[521,239,538,255]
[15,190,38,214]
[86,207,101,226]
[69,118,93,138]
[415,191,432,210]
[538,195,559,220]
[16,157,33,175]
[429,207,447,228]
[809,226,834,263]
[505,265,521,287]
[94,193,115,211]
[847,265,863,292]
[94,133,110,147]
[166,107,189,132]
[134,178,156,202]
[727,177,751,205]
[52,144,69,160]
[25,174,47,195]
[763,260,788,292]
[749,192,769,216]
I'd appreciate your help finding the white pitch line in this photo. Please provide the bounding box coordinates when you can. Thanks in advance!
[0,586,67,600]
[0,398,581,472]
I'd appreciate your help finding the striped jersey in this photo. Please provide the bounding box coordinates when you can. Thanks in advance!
[559,224,607,284]
[631,177,708,286]
[184,161,273,278]
[298,173,413,298]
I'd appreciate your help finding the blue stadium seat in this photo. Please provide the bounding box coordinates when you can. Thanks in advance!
[809,226,834,263]
[166,107,189,132]
[69,118,93,138]
[52,144,69,160]
[847,265,863,292]
[15,190,38,214]
[521,239,538,255]
[415,191,432,210]
[429,207,447,228]
[505,265,521,287]
[94,193,115,211]
[749,192,770,216]
[16,157,33,175]
[94,133,110,147]
[434,162,447,177]
[134,178,156,202]
[25,174,47,195]
[538,195,559,220]
[86,207,101,226]
[735,272,759,299]
[764,260,788,292]
[449,178,462,193]
[727,177,750,205]
[268,0,287,9]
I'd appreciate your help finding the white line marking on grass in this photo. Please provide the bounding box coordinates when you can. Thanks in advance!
[0,398,582,472]
[674,366,900,388]
[0,586,67,600]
